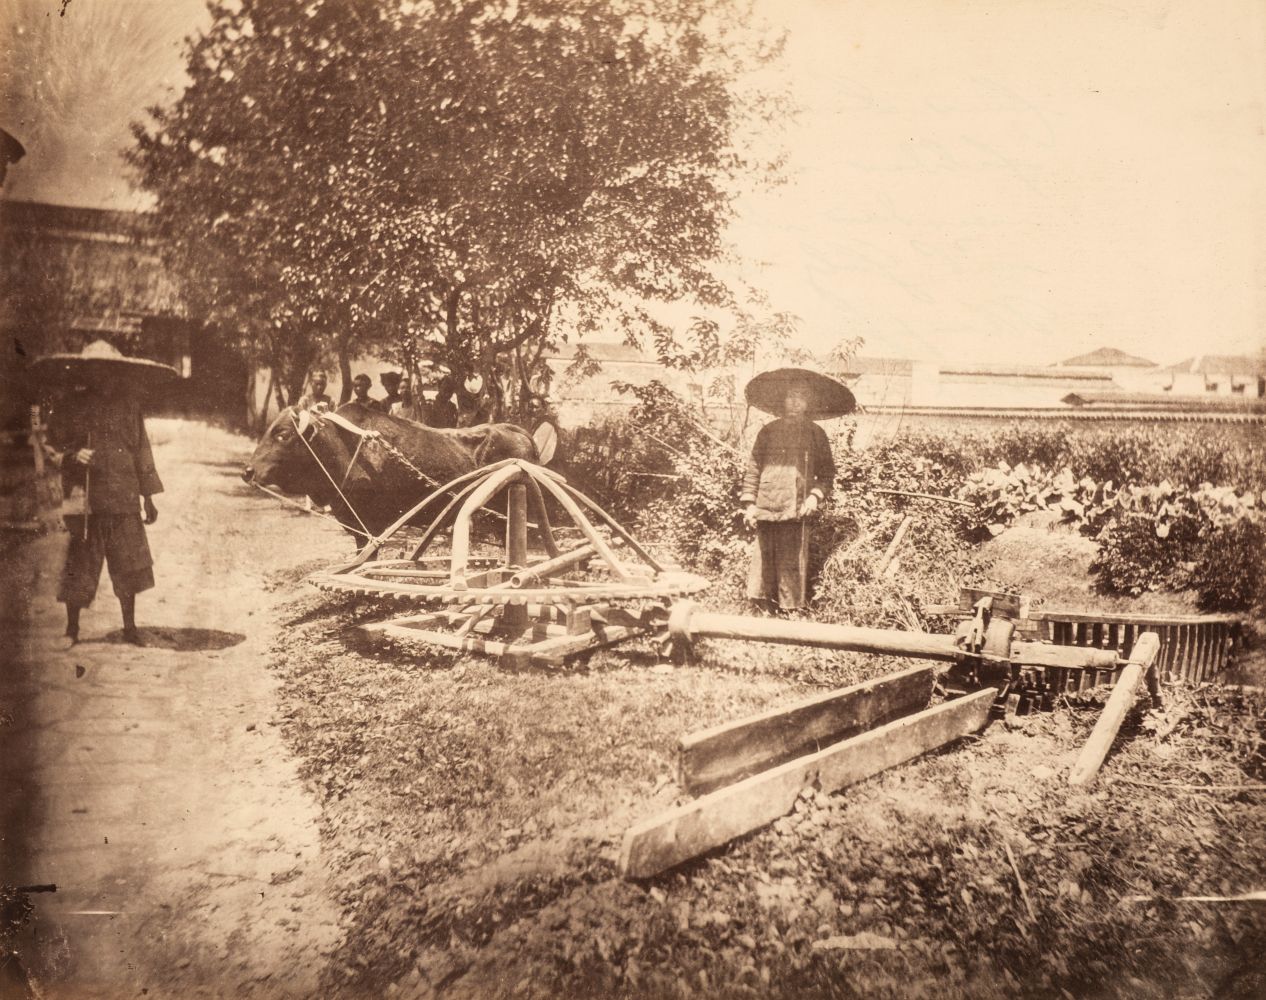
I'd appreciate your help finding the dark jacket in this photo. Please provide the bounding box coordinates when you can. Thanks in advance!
[45,390,164,514]
[740,416,835,521]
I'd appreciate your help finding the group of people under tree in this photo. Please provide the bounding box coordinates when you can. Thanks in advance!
[295,367,530,430]
[28,335,851,644]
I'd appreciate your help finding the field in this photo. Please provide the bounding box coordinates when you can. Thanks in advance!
[5,415,1264,1000]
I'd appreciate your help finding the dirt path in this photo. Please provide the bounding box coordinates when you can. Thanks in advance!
[2,419,348,999]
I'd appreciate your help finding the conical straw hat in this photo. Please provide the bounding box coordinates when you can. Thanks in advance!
[744,367,855,420]
[29,339,179,393]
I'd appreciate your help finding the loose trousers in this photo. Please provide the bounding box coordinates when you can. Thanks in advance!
[59,514,155,607]
[746,519,810,610]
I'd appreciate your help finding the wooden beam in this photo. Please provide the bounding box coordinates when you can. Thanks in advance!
[1068,632,1160,786]
[677,666,934,795]
[619,688,995,880]
[1010,642,1119,671]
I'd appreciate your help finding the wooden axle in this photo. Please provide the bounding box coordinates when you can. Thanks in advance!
[666,601,1120,672]
[507,543,598,589]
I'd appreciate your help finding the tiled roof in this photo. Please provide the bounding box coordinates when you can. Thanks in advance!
[1060,347,1156,367]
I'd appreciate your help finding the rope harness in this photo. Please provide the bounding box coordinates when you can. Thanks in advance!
[290,409,375,540]
[254,407,510,543]
[248,479,375,541]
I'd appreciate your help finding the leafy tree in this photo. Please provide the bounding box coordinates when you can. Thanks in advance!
[128,0,787,419]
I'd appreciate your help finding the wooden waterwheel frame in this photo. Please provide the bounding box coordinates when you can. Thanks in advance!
[307,459,709,667]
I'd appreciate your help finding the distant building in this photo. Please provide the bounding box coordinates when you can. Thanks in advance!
[0,199,247,424]
[1059,347,1156,369]
[1161,355,1266,399]
[838,357,1114,410]
[1057,346,1160,391]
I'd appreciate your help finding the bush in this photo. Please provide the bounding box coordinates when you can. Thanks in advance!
[1090,510,1203,598]
[1189,519,1266,612]
[563,399,1266,617]
[951,450,1265,612]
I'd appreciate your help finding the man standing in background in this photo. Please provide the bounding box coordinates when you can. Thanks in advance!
[349,373,378,409]
[296,371,332,410]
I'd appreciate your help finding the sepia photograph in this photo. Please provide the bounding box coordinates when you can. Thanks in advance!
[2,0,1264,997]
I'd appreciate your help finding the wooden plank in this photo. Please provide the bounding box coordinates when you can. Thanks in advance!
[1212,622,1228,673]
[677,666,934,796]
[1069,633,1160,786]
[619,689,996,880]
[360,611,452,634]
[1157,624,1172,680]
[1169,627,1190,683]
[528,624,648,666]
[1176,625,1193,683]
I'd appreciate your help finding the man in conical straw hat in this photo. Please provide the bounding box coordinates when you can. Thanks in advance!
[740,367,854,611]
[32,340,176,645]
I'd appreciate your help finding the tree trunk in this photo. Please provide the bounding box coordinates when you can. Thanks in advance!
[249,368,275,435]
[337,339,353,405]
[283,366,307,408]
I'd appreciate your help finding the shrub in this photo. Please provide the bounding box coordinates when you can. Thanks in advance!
[1188,519,1266,612]
[563,398,1266,616]
[1090,509,1203,598]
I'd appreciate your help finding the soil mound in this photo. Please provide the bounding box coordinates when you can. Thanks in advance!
[979,519,1200,616]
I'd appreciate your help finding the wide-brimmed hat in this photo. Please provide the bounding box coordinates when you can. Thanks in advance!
[28,339,179,394]
[744,367,855,420]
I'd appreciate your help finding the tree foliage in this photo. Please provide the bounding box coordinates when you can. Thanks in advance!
[128,0,786,411]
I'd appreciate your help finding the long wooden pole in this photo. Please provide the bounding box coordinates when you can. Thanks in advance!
[82,431,91,540]
[679,608,962,661]
[668,603,1121,672]
[875,516,912,576]
[1068,632,1160,786]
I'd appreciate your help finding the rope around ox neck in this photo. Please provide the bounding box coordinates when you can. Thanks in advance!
[291,411,376,540]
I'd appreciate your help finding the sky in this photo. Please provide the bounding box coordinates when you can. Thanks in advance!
[2,0,1264,367]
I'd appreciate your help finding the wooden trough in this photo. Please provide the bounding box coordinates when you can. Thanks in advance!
[928,587,1242,686]
[619,604,1164,880]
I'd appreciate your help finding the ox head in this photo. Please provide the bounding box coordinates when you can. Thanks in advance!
[242,406,322,494]
[243,405,379,499]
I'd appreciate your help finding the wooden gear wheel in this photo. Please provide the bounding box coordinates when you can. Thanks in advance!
[307,458,709,667]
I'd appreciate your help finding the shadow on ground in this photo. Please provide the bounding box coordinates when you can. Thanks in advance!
[97,626,247,651]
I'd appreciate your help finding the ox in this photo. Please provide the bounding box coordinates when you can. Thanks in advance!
[242,402,536,538]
